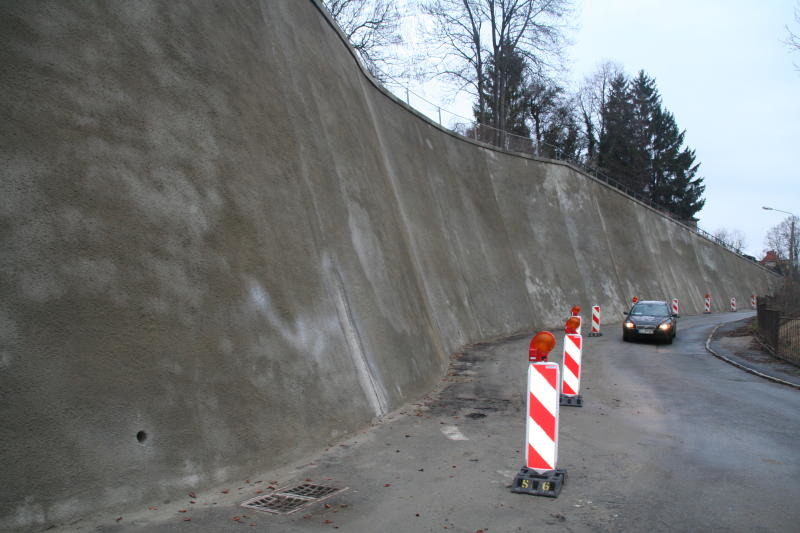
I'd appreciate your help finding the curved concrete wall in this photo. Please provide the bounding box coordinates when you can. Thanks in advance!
[0,1,774,529]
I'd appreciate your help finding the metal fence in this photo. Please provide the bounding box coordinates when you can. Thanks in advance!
[757,301,800,364]
[379,75,759,261]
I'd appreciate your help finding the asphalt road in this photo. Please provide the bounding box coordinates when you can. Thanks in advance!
[76,311,800,533]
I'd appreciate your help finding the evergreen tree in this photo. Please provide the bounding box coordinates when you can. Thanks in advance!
[477,44,531,142]
[598,73,641,190]
[598,70,705,219]
[541,103,581,161]
[526,80,562,146]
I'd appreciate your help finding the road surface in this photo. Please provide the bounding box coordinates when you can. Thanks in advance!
[76,311,800,532]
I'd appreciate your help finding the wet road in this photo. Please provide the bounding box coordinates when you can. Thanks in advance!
[77,311,800,532]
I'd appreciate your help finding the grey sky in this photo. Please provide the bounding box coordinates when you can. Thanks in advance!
[569,0,799,257]
[393,0,798,258]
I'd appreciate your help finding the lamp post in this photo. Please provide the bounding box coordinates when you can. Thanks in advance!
[762,206,797,276]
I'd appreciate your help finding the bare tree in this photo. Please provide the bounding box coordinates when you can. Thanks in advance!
[764,215,799,274]
[422,0,573,136]
[713,228,747,253]
[322,0,404,81]
[575,61,624,166]
[785,1,800,69]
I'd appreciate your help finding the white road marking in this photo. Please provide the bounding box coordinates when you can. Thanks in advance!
[440,425,469,441]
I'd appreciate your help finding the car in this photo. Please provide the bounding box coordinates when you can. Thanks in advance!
[622,300,678,344]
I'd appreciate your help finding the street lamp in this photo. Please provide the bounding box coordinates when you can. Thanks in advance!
[762,206,798,275]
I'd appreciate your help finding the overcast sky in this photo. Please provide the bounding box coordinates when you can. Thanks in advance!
[568,0,799,257]
[397,0,799,257]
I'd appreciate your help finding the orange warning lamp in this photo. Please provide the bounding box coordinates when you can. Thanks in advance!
[529,331,556,362]
[570,305,581,317]
[704,293,710,298]
[565,316,581,334]
[631,296,639,304]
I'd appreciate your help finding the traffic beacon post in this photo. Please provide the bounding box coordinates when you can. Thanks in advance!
[588,305,602,337]
[560,316,583,407]
[704,293,712,314]
[512,331,566,498]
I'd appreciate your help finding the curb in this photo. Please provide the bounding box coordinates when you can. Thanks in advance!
[705,324,800,390]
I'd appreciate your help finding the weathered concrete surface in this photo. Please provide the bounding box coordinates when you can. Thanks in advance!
[0,1,775,530]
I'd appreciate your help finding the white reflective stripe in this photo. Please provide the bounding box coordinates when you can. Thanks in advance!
[562,369,579,394]
[440,425,468,441]
[527,420,556,469]
[528,364,559,419]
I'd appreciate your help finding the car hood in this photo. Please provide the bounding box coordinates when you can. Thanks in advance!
[630,315,668,326]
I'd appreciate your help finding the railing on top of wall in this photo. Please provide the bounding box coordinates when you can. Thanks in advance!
[386,78,769,264]
[312,0,765,268]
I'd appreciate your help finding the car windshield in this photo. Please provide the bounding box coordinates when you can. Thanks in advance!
[630,303,669,316]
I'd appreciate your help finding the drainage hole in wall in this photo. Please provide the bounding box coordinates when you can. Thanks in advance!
[137,431,148,444]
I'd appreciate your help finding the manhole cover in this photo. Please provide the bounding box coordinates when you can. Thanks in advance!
[241,482,348,515]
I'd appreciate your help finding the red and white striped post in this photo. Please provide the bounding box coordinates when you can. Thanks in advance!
[560,333,582,407]
[513,332,566,497]
[730,297,737,312]
[704,293,712,314]
[751,295,757,309]
[525,362,560,472]
[588,305,602,336]
[671,298,679,315]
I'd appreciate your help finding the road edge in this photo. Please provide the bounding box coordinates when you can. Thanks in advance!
[705,324,800,389]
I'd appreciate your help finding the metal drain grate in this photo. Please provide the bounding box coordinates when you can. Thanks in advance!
[241,482,348,515]
[281,483,342,499]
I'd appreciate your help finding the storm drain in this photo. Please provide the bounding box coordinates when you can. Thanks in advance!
[240,483,348,515]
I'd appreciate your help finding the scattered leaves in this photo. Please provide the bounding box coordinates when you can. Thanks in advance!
[188,492,196,498]
[221,489,230,494]
[178,509,188,513]
[115,517,123,523]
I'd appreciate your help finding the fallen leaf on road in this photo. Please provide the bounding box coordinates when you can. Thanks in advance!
[115,517,123,522]
[188,492,196,498]
[221,489,230,494]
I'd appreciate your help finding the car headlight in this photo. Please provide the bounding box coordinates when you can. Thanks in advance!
[624,321,636,329]
[658,322,672,331]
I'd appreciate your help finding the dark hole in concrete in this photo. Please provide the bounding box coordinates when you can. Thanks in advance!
[137,431,148,443]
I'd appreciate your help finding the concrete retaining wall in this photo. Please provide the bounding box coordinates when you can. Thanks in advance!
[0,1,774,529]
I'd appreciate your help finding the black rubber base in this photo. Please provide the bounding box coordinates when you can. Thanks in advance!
[587,332,603,337]
[560,394,583,407]
[511,467,567,498]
